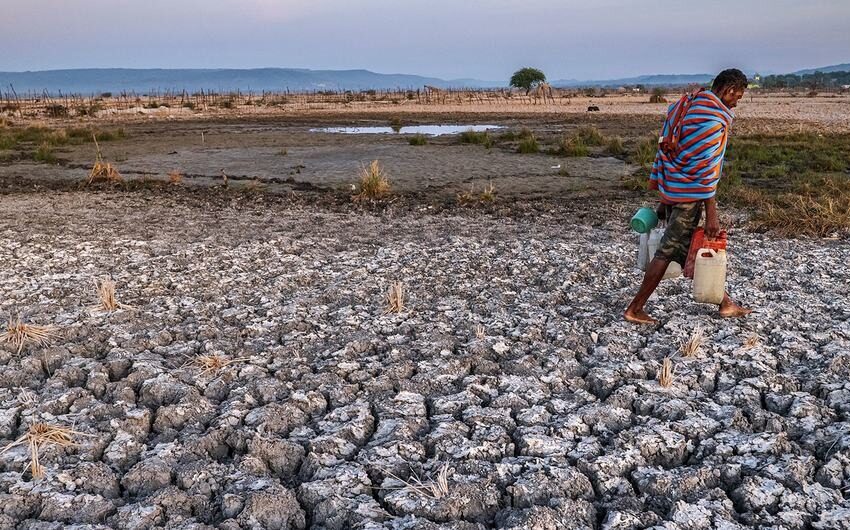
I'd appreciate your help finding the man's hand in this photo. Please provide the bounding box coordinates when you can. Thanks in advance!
[705,215,720,239]
[704,196,720,239]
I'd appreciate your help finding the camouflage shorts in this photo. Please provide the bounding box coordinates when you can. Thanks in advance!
[654,201,704,266]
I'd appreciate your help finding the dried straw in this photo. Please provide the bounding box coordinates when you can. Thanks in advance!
[385,282,405,314]
[0,316,57,354]
[183,353,249,377]
[91,278,133,312]
[383,463,450,499]
[0,423,87,479]
[659,357,675,388]
[87,135,122,184]
[680,327,704,358]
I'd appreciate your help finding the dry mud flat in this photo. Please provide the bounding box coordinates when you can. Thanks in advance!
[0,118,635,201]
[0,190,849,529]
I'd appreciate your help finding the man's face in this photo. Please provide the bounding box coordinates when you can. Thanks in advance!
[719,86,745,109]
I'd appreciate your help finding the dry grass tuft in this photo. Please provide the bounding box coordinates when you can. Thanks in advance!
[606,136,625,155]
[457,185,476,205]
[87,135,122,184]
[658,357,675,388]
[88,159,122,184]
[0,422,86,479]
[91,278,133,312]
[680,327,704,358]
[245,179,266,191]
[576,125,605,146]
[457,183,496,205]
[460,130,494,148]
[480,182,496,202]
[385,463,450,500]
[184,353,249,377]
[0,316,57,354]
[385,282,405,314]
[632,136,659,168]
[517,134,540,154]
[743,334,761,349]
[353,160,391,201]
[168,170,183,185]
[17,388,37,407]
[95,278,118,311]
[408,133,428,146]
[559,135,589,157]
[755,191,850,237]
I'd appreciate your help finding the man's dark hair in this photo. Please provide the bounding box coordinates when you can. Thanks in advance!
[712,69,748,92]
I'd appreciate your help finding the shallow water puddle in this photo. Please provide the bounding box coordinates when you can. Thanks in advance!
[311,124,503,136]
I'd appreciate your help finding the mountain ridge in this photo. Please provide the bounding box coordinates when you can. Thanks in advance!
[0,68,501,95]
[1,63,848,94]
[791,63,850,75]
[551,73,714,88]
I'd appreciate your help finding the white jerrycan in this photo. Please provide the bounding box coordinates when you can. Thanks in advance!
[637,228,682,279]
[638,232,650,271]
[638,228,664,271]
[647,228,664,259]
[693,248,727,304]
[663,261,682,280]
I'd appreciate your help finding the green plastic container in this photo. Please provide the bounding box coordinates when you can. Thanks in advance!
[630,207,658,233]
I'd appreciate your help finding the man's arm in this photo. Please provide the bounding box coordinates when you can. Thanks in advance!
[655,202,667,221]
[704,196,720,239]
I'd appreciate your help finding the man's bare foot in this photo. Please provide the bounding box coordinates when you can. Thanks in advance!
[624,308,658,325]
[719,302,752,318]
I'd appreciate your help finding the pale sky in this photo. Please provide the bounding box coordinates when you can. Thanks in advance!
[1,0,849,80]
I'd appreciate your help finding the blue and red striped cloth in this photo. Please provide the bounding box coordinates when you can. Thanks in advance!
[649,89,734,203]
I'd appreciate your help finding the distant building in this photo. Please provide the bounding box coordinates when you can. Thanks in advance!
[748,73,762,89]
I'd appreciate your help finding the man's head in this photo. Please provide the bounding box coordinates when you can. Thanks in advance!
[712,68,748,109]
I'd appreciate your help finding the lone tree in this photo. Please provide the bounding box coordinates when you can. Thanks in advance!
[510,67,547,94]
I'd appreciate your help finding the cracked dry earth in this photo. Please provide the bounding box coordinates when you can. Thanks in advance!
[0,190,849,530]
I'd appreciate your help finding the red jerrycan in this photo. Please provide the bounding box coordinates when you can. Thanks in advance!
[684,228,727,279]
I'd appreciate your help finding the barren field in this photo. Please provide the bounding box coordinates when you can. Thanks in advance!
[0,97,849,529]
[0,117,636,201]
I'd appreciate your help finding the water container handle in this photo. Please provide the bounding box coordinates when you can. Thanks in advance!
[698,248,716,258]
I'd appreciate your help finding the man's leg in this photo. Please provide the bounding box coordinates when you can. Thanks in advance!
[719,292,752,318]
[624,256,671,325]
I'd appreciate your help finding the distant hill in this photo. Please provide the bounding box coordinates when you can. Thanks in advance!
[0,68,500,95]
[552,73,713,88]
[792,63,850,75]
[2,62,847,95]
[552,64,850,88]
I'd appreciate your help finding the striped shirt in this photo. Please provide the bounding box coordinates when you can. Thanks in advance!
[649,89,734,204]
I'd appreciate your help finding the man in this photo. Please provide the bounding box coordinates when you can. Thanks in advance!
[624,69,752,325]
